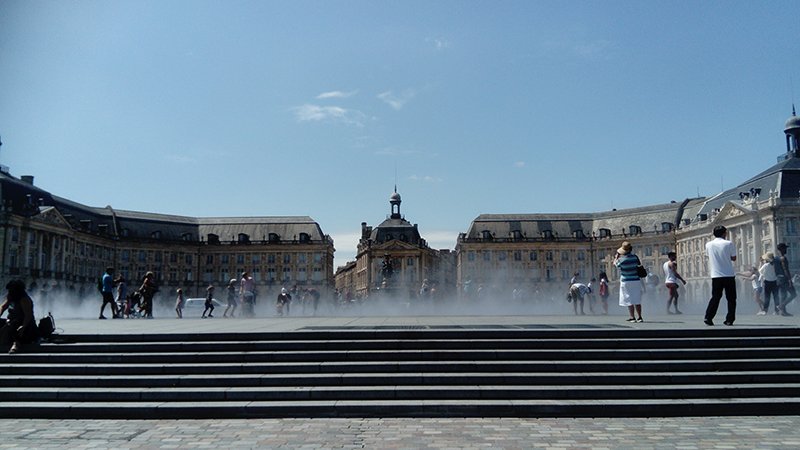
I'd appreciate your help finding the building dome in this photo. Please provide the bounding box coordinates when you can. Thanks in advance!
[390,191,401,203]
[785,114,800,132]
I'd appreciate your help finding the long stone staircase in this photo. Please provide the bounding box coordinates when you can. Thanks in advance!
[1,325,799,418]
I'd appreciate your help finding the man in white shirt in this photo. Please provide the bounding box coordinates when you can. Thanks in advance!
[704,226,737,326]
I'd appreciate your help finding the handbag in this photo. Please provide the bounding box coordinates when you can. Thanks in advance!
[635,256,647,278]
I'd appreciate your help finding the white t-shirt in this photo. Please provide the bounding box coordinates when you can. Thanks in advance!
[663,260,679,284]
[706,237,736,278]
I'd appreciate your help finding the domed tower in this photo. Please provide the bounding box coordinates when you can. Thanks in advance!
[389,187,402,219]
[786,105,800,156]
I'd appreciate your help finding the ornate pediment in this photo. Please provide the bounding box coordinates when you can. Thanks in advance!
[713,202,753,222]
[30,207,73,230]
[375,240,419,251]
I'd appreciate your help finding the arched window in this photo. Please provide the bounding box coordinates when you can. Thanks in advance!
[238,233,250,244]
[299,233,311,243]
[268,233,281,243]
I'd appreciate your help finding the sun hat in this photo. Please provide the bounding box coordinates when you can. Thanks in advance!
[617,241,632,255]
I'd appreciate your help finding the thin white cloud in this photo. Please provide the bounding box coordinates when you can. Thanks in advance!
[426,37,451,51]
[423,230,459,250]
[377,89,416,110]
[291,104,366,126]
[316,90,358,99]
[408,174,443,183]
[514,161,526,168]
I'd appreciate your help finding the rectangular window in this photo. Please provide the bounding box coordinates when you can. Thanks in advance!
[298,253,307,264]
[138,251,146,263]
[207,254,214,265]
[561,251,569,261]
[282,267,292,281]
[267,268,276,281]
[170,252,178,263]
[546,251,553,261]
[498,251,506,261]
[577,251,585,261]
[221,254,229,264]
[155,251,163,263]
[169,268,177,281]
[297,267,307,281]
[483,251,491,261]
[313,253,323,264]
[284,254,291,264]
[529,251,537,261]
[407,257,414,266]
[186,270,193,281]
[312,267,323,281]
[252,268,261,281]
[237,254,245,264]
[11,228,19,243]
[121,250,130,262]
[252,254,261,264]
[204,268,213,283]
[185,254,193,265]
[268,254,276,264]
[513,251,522,261]
[468,251,476,262]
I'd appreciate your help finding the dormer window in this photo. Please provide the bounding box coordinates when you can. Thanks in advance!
[598,228,611,238]
[629,225,642,236]
[511,230,523,241]
[573,230,585,239]
[268,233,281,243]
[661,222,674,232]
[208,233,220,244]
[181,233,192,241]
[299,233,310,243]
[238,233,250,244]
[151,230,161,239]
[542,230,553,240]
[121,228,129,237]
[481,230,493,241]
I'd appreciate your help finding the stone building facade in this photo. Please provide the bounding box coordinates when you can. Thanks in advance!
[0,172,335,303]
[456,110,800,307]
[335,190,455,300]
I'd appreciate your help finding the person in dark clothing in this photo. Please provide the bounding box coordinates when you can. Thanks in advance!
[0,280,38,354]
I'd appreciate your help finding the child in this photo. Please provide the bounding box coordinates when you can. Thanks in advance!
[175,288,185,319]
[202,285,215,318]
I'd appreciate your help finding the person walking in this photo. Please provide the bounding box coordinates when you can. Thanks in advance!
[202,285,215,318]
[759,253,779,315]
[239,272,256,318]
[614,241,645,323]
[98,267,118,320]
[738,265,765,315]
[175,288,185,318]
[704,226,737,326]
[139,272,158,319]
[775,243,795,316]
[114,275,127,318]
[663,252,687,314]
[223,278,238,318]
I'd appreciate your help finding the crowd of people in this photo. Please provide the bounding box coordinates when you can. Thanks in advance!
[2,226,796,354]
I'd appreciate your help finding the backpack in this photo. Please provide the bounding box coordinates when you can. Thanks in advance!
[38,312,55,338]
[97,276,104,292]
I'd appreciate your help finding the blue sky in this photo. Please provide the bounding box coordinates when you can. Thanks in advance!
[1,0,799,268]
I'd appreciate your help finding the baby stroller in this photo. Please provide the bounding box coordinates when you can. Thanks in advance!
[125,292,144,318]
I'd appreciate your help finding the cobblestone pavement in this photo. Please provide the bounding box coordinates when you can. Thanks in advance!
[1,417,799,449]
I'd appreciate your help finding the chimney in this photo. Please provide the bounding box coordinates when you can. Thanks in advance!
[21,175,34,185]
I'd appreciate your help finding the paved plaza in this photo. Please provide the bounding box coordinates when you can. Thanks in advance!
[3,313,799,449]
[1,417,800,449]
